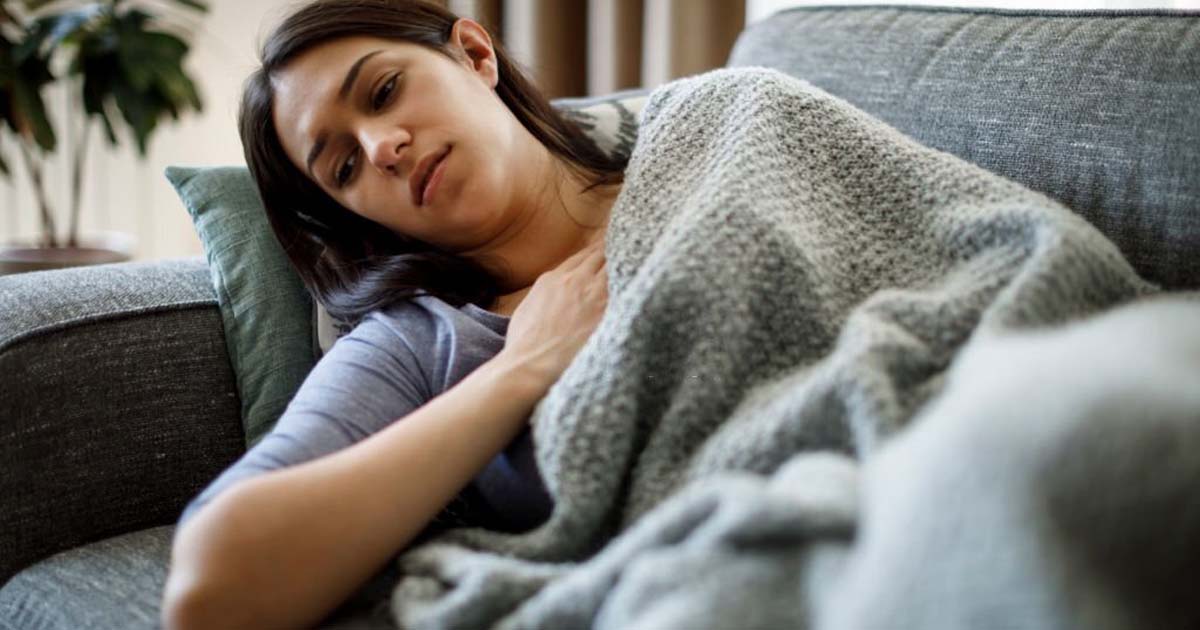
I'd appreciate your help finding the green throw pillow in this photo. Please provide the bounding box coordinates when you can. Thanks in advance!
[167,166,318,447]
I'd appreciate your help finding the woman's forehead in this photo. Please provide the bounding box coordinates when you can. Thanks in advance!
[284,35,429,78]
[270,36,429,167]
[271,35,448,114]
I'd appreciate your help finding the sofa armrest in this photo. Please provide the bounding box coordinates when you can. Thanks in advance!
[0,257,245,586]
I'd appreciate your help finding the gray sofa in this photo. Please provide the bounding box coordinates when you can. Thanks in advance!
[2,6,1197,628]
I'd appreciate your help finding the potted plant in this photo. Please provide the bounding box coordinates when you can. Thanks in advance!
[0,0,206,274]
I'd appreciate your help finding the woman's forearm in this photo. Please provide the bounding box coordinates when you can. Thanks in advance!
[161,353,549,630]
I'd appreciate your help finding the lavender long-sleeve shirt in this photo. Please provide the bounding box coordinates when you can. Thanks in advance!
[179,295,554,536]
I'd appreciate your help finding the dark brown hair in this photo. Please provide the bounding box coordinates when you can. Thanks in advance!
[240,0,626,326]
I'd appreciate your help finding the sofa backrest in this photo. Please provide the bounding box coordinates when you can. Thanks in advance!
[729,7,1199,291]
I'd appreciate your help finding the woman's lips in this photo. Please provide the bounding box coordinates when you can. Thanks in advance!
[421,148,450,207]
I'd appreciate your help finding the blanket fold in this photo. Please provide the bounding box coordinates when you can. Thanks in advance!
[388,67,1159,629]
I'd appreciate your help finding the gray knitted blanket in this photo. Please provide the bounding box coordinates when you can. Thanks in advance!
[387,68,1167,629]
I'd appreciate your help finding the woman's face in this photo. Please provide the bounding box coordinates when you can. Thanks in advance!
[271,20,527,253]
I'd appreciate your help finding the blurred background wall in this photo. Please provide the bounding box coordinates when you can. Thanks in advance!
[2,0,1196,263]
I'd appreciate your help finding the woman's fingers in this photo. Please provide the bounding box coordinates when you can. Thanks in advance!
[499,232,610,385]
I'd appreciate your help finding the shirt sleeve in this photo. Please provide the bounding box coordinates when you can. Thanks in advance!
[178,313,433,525]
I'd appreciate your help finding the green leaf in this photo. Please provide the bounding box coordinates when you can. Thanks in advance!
[11,78,56,151]
[6,16,60,153]
[80,63,107,114]
[177,68,201,110]
[79,49,125,143]
[118,50,154,92]
[111,23,200,133]
[1,90,18,135]
[144,30,188,59]
[145,57,201,112]
[128,29,187,63]
[0,97,12,135]
[12,0,206,160]
[28,5,108,53]
[117,28,189,92]
[110,78,155,155]
[6,73,56,148]
[18,56,53,88]
[13,20,50,63]
[116,7,150,31]
[76,26,120,59]
[95,107,117,144]
[8,75,54,158]
[0,33,16,90]
[91,101,118,145]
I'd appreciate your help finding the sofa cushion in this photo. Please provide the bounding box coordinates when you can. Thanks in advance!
[0,526,400,629]
[729,6,1200,290]
[0,258,245,586]
[0,527,174,629]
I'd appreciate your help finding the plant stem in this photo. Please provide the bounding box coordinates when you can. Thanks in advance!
[17,139,57,249]
[68,119,91,248]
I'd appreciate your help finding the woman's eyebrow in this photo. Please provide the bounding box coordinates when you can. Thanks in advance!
[339,50,383,99]
[305,49,384,176]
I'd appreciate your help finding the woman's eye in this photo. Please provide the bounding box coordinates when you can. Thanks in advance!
[372,74,398,110]
[335,151,358,187]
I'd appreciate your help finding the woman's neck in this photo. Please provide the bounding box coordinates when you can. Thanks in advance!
[475,151,621,300]
[486,183,616,316]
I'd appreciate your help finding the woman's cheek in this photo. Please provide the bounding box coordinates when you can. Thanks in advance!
[351,190,390,228]
[477,157,508,205]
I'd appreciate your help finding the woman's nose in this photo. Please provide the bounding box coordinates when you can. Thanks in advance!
[361,125,410,174]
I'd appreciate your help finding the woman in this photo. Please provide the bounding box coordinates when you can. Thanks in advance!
[162,0,622,627]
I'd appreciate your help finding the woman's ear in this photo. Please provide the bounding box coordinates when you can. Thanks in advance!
[449,18,499,89]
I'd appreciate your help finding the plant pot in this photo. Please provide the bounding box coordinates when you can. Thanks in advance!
[0,232,135,276]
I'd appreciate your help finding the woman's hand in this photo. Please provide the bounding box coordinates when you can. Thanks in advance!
[497,237,608,389]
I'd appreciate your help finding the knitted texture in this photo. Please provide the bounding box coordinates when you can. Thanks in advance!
[388,67,1156,629]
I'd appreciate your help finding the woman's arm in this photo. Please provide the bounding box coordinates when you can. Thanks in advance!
[161,237,607,630]
[162,353,548,630]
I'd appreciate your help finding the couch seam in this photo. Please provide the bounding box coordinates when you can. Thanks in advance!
[0,299,220,354]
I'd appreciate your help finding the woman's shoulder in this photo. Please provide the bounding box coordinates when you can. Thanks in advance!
[322,295,507,395]
[338,294,506,351]
[368,293,505,325]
